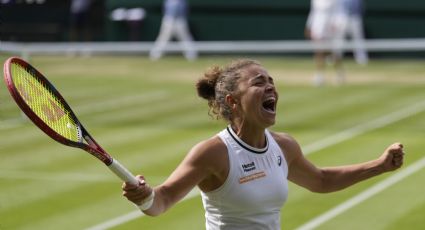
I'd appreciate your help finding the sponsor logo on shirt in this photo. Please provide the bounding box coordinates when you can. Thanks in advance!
[242,162,256,172]
[239,162,266,184]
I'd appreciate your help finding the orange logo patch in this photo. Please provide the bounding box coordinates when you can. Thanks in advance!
[239,171,266,184]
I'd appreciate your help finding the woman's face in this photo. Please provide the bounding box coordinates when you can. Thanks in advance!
[231,64,278,128]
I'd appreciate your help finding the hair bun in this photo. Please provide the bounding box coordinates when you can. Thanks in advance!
[196,66,221,101]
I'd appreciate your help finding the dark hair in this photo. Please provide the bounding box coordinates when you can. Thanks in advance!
[196,59,260,122]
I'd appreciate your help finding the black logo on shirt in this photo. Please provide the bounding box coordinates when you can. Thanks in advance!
[242,162,256,172]
[277,156,282,166]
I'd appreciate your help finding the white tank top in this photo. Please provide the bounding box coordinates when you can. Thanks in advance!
[201,126,289,230]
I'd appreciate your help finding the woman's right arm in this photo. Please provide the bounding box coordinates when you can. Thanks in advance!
[122,137,226,216]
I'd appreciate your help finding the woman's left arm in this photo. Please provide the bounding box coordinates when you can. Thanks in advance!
[314,142,404,192]
[273,133,405,193]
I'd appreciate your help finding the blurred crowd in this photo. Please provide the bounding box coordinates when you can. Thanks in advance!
[108,0,370,83]
[2,0,371,84]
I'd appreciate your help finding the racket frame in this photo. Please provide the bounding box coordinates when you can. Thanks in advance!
[4,57,115,165]
[3,57,148,190]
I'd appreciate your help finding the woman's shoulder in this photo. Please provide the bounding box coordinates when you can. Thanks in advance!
[269,131,303,163]
[185,135,229,180]
[187,135,228,163]
[269,131,297,145]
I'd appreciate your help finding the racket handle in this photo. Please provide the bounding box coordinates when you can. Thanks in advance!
[107,159,139,185]
[108,159,155,210]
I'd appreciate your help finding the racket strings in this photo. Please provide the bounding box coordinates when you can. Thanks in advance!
[11,63,81,142]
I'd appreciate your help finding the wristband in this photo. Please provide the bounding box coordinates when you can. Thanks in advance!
[137,191,155,211]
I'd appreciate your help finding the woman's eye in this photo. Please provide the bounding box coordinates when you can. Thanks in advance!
[254,81,264,86]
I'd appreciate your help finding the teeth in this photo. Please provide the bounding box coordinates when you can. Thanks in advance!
[262,96,276,113]
[264,97,275,102]
[264,97,276,103]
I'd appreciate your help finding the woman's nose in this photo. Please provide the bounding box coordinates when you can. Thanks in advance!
[266,84,275,92]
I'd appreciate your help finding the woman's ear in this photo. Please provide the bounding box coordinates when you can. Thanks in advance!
[225,94,238,109]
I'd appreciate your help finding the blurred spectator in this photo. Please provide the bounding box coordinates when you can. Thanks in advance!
[305,0,345,86]
[341,0,369,65]
[149,0,198,61]
[69,0,92,41]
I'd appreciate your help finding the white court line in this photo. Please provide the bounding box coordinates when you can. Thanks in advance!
[296,156,425,230]
[86,100,425,230]
[302,100,425,155]
[85,188,200,230]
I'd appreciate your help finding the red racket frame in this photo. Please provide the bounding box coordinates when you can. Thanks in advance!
[3,57,113,165]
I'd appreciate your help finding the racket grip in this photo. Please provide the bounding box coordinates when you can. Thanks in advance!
[108,159,155,211]
[107,159,139,185]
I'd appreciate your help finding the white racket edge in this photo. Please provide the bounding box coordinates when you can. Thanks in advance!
[108,159,155,211]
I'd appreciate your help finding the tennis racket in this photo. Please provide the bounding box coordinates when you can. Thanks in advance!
[3,57,153,209]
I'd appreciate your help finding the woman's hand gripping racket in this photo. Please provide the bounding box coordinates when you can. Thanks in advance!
[3,57,154,210]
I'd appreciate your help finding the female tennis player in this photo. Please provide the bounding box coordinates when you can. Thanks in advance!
[122,59,404,229]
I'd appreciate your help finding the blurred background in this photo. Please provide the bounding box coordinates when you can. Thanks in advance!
[1,0,425,58]
[1,0,424,40]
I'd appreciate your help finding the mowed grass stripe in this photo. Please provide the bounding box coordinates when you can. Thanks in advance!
[301,99,425,155]
[86,94,200,124]
[278,85,425,147]
[0,120,207,172]
[0,133,199,219]
[0,89,170,131]
[86,188,202,230]
[70,90,170,115]
[386,200,425,230]
[282,85,424,130]
[0,90,184,152]
[0,97,209,170]
[0,182,133,230]
[281,87,388,129]
[301,157,425,230]
[0,116,212,208]
[0,119,208,175]
[0,73,152,118]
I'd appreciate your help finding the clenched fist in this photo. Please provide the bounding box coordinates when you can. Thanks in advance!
[378,142,405,172]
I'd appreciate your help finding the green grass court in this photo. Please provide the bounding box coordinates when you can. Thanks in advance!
[0,55,424,230]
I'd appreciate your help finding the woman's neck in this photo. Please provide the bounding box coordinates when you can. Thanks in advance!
[230,123,267,149]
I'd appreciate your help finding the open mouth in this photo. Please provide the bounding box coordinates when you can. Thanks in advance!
[262,97,276,113]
